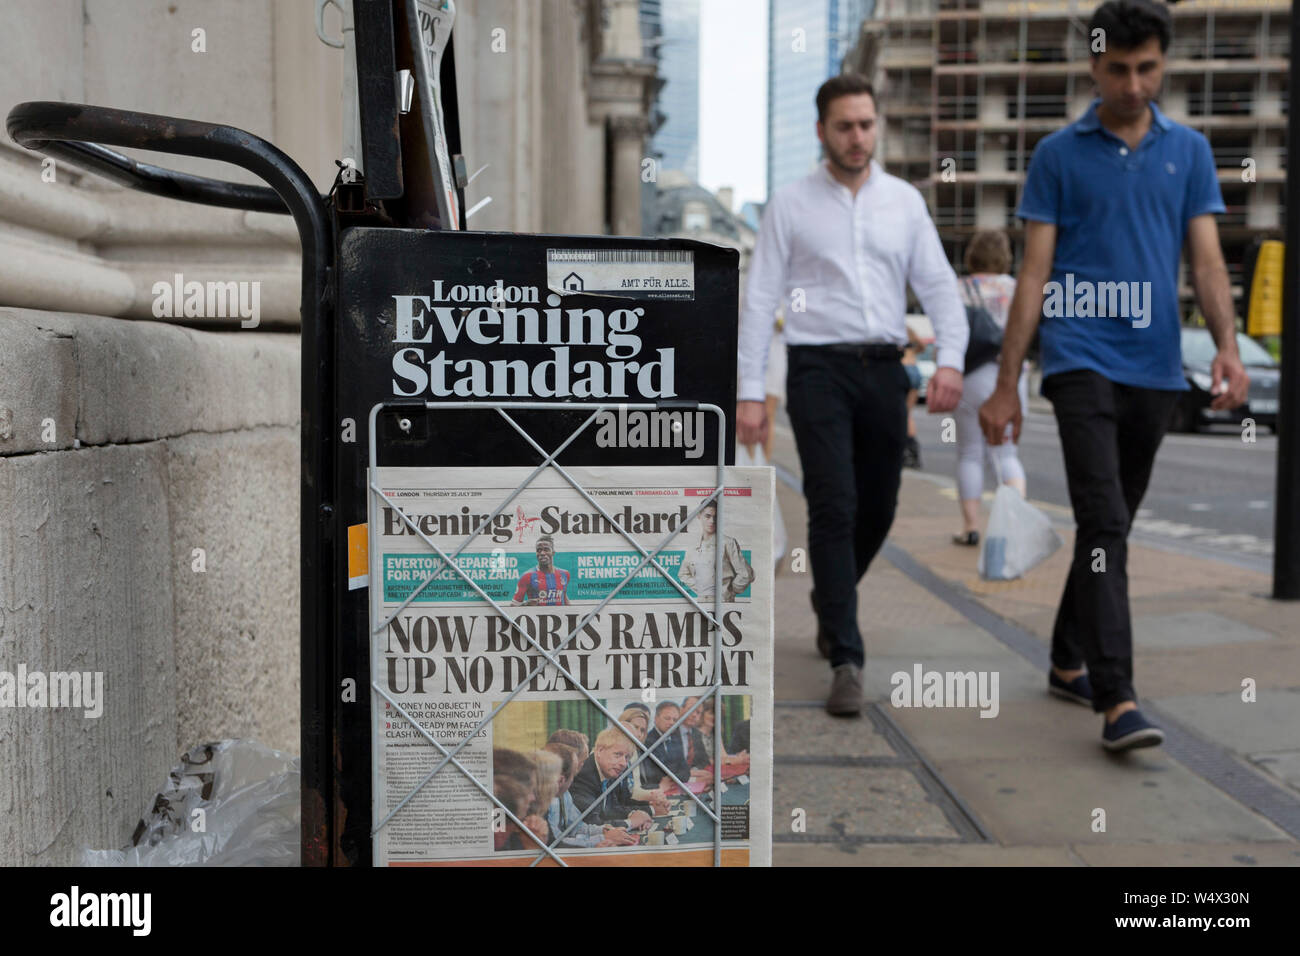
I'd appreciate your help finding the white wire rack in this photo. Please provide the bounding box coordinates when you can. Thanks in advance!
[366,400,733,867]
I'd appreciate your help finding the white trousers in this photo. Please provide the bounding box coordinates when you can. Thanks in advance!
[955,361,1028,502]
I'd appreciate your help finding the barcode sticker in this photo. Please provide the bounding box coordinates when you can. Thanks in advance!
[546,248,695,300]
[548,249,694,264]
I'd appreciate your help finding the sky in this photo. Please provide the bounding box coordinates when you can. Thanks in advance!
[697,0,769,211]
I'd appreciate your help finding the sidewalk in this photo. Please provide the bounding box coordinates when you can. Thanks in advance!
[766,421,1300,867]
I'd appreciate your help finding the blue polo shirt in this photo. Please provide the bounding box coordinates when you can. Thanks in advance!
[1017,99,1225,391]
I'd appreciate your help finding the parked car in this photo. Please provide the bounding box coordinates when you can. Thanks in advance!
[1169,328,1279,433]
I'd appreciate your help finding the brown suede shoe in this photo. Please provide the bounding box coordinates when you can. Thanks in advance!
[826,663,863,717]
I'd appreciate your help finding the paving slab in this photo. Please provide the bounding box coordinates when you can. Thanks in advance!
[771,764,959,841]
[937,757,1288,845]
[774,637,838,702]
[892,697,1109,763]
[773,843,1081,866]
[862,651,1045,706]
[774,647,1047,712]
[1071,842,1300,867]
[1133,611,1277,649]
[1197,591,1300,637]
[773,705,897,758]
[1249,751,1300,793]
[1154,688,1300,754]
[1248,749,1300,796]
[867,622,1016,659]
[1134,639,1300,698]
[1128,591,1292,635]
[776,564,972,635]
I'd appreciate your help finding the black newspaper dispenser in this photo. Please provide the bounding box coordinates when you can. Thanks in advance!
[337,230,739,866]
[7,3,742,867]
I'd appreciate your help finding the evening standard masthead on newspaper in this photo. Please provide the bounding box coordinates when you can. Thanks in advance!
[367,465,773,866]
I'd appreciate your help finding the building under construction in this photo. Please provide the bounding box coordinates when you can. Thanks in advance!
[851,0,1288,309]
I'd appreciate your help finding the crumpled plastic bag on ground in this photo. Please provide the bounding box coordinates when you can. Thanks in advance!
[978,484,1063,581]
[81,739,299,866]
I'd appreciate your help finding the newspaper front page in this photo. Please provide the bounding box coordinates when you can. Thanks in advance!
[368,465,773,866]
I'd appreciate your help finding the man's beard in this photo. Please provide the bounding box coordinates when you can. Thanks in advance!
[826,142,871,174]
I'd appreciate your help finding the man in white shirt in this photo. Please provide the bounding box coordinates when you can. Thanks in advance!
[737,74,967,716]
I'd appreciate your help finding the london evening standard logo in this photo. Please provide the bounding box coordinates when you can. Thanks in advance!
[389,278,677,399]
[379,501,691,544]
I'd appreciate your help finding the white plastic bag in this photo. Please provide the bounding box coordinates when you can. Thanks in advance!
[735,442,786,560]
[978,484,1062,581]
[81,739,299,866]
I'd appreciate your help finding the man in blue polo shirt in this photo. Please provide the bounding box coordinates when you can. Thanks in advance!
[980,0,1249,751]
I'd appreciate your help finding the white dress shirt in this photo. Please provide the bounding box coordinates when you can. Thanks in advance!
[738,159,968,402]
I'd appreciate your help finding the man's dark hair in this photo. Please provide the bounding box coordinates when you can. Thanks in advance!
[547,728,589,753]
[494,748,535,788]
[655,699,680,715]
[1088,0,1172,55]
[544,741,579,778]
[815,73,876,123]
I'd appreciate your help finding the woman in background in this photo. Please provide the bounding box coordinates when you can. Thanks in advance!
[954,230,1028,545]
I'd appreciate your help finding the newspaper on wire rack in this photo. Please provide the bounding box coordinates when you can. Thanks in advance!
[367,464,773,866]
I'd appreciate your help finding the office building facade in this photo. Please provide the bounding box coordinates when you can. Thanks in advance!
[858,0,1287,306]
[768,0,874,196]
[642,0,702,178]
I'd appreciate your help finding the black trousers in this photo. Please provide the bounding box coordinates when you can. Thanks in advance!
[1042,369,1180,712]
[786,346,909,668]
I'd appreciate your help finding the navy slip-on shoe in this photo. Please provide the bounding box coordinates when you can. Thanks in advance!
[1048,670,1093,707]
[1102,709,1165,752]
